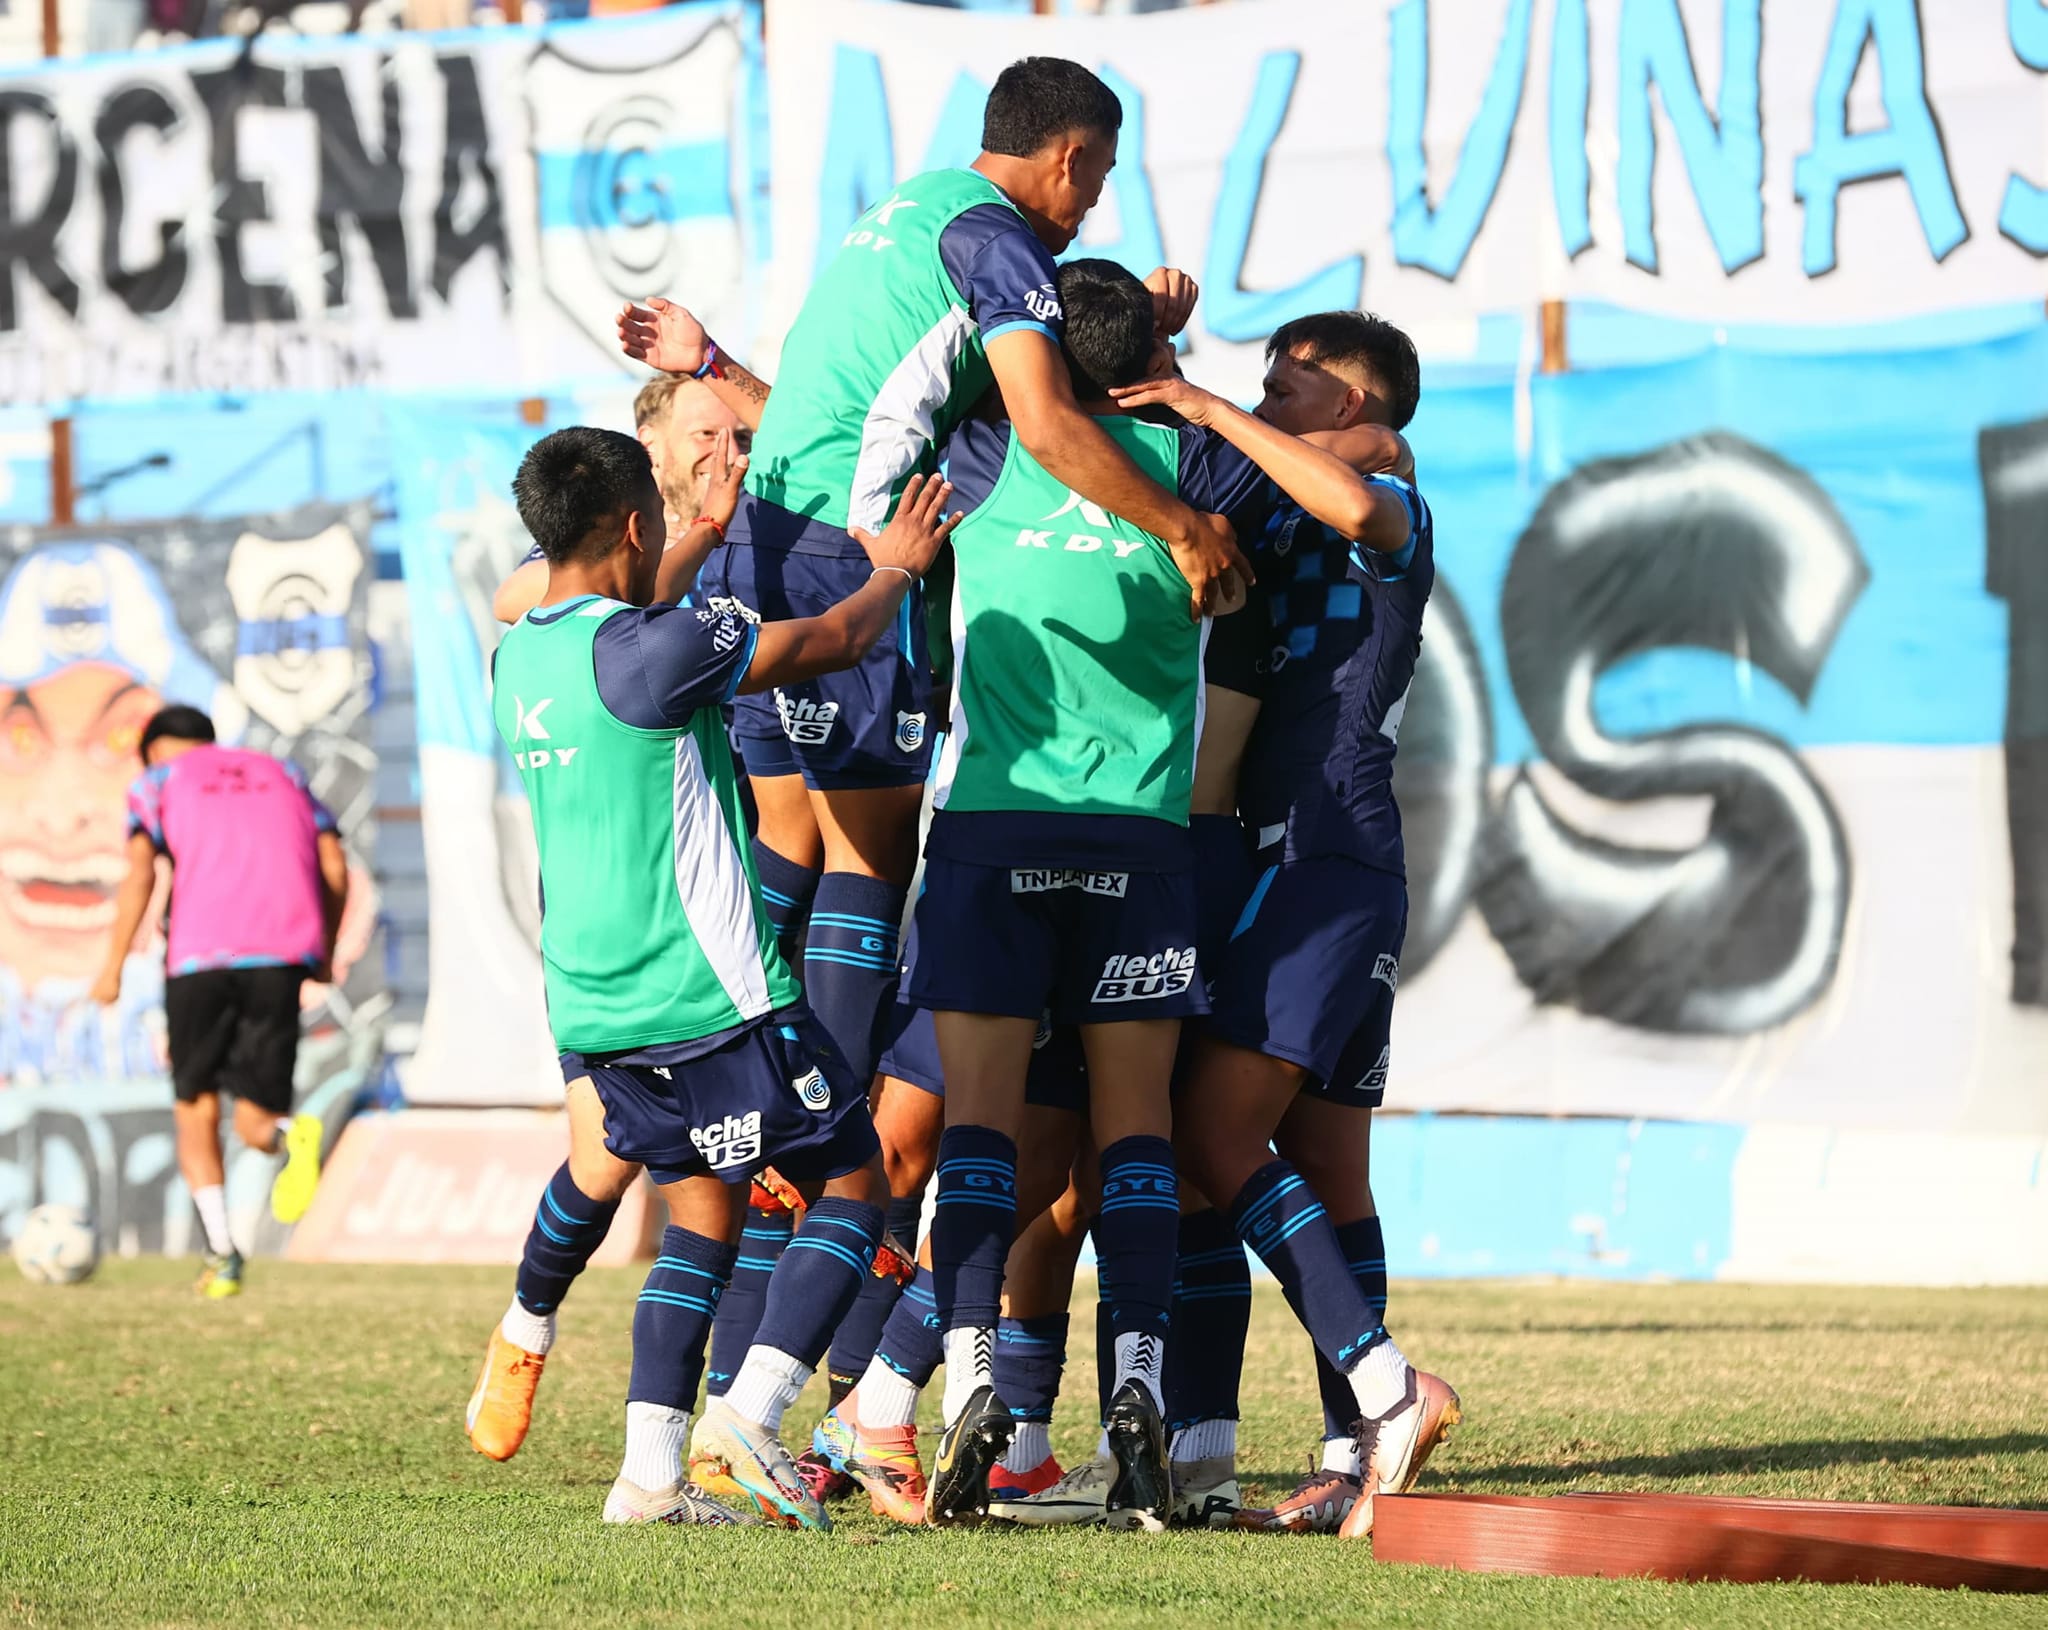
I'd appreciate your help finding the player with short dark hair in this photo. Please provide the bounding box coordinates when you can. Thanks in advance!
[618,57,1248,1152]
[979,55,1126,162]
[92,706,349,1298]
[900,258,1376,1530]
[463,425,961,1528]
[1110,310,1459,1540]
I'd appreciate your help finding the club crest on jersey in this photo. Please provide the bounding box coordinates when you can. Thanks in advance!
[791,1067,831,1113]
[1092,947,1197,1004]
[1010,868,1129,899]
[690,1110,763,1171]
[1373,953,1400,991]
[895,711,926,753]
[1033,1009,1053,1050]
[775,689,840,746]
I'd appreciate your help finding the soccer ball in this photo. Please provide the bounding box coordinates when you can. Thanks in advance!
[11,1204,100,1285]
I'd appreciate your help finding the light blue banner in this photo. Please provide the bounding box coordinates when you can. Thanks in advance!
[1413,324,2048,764]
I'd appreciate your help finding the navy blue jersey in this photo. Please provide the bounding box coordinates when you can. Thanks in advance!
[941,204,1064,347]
[938,412,1273,531]
[1236,477,1434,874]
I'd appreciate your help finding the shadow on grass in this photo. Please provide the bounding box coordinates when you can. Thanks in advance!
[1385,1432,2048,1502]
[1442,1322,2019,1337]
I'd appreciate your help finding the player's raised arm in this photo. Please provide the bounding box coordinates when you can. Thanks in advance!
[1143,265,1200,340]
[1303,423,1415,482]
[989,326,1248,617]
[653,428,746,604]
[617,298,773,432]
[1110,373,1411,553]
[492,555,550,625]
[738,475,961,693]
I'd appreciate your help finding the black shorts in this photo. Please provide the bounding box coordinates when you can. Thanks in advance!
[164,966,305,1113]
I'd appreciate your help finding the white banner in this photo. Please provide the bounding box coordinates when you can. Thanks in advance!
[0,3,759,409]
[764,0,2048,396]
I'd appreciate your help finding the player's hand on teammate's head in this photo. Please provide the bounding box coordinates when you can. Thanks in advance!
[700,428,749,530]
[617,297,709,376]
[851,474,962,581]
[1170,510,1251,621]
[1144,267,1200,338]
[1109,373,1219,426]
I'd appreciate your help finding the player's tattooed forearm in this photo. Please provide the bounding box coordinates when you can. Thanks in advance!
[733,368,769,405]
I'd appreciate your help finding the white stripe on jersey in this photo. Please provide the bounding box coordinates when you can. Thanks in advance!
[670,726,772,1021]
[847,306,976,534]
[932,568,972,811]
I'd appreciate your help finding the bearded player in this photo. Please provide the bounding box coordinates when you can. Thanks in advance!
[465,426,957,1528]
[619,57,1247,1147]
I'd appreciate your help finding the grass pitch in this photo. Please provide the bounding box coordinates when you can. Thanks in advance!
[3,1262,2044,1629]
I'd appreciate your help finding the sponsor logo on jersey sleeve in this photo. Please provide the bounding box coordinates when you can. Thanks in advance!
[1372,953,1400,991]
[703,594,761,627]
[695,604,746,654]
[1024,283,1062,324]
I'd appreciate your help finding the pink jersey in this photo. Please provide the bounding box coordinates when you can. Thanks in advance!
[125,745,337,977]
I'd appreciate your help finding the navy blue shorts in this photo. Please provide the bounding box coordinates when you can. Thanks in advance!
[905,856,1207,1026]
[876,1002,1090,1114]
[561,1007,880,1185]
[708,498,932,791]
[1202,854,1406,1109]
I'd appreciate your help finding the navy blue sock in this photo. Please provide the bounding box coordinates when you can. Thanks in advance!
[514,1164,619,1315]
[826,1192,924,1401]
[751,840,820,964]
[1164,1207,1252,1429]
[1096,1135,1179,1341]
[751,1197,884,1367]
[703,1204,793,1398]
[1229,1159,1383,1376]
[995,1312,1070,1425]
[873,1265,943,1385]
[628,1226,736,1408]
[1318,1215,1390,1438]
[932,1126,1017,1333]
[803,873,905,1084]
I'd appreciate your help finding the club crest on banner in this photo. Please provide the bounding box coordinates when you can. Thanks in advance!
[227,525,363,736]
[526,11,750,370]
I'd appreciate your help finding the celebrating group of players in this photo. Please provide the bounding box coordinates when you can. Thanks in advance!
[463,56,1458,1537]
